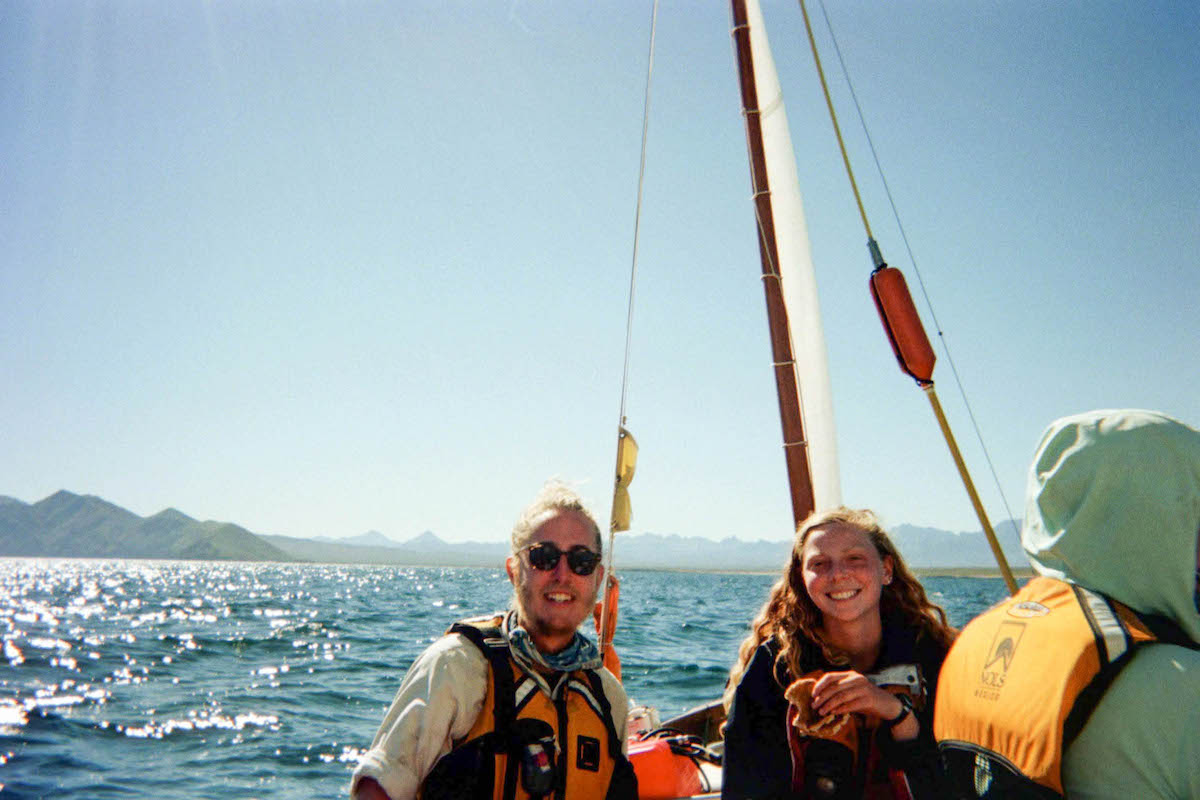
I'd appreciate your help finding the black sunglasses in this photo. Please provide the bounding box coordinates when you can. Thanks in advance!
[524,542,602,576]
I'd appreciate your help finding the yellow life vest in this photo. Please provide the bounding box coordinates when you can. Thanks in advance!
[420,615,635,800]
[934,577,1156,798]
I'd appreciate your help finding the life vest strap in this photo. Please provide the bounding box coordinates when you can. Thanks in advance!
[449,621,522,800]
[581,669,624,760]
[1072,585,1130,668]
[1061,586,1157,749]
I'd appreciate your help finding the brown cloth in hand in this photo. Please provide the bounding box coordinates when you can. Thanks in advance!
[784,672,861,759]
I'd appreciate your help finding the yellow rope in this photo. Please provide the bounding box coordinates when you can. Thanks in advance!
[923,386,1020,594]
[798,0,872,241]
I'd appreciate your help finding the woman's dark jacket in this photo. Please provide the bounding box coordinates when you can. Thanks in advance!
[721,613,948,799]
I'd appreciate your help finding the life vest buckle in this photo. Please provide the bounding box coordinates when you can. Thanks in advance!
[511,718,557,798]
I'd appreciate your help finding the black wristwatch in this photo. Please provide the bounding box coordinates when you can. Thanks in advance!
[880,693,913,731]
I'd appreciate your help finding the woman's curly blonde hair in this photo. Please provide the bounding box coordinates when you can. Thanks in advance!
[722,507,955,713]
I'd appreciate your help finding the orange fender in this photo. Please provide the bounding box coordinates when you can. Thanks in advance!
[593,575,621,680]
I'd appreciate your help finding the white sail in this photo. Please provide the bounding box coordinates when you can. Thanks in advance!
[745,0,842,510]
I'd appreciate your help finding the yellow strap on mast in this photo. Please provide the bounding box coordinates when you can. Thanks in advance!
[598,425,636,665]
[610,427,638,534]
[798,0,1018,594]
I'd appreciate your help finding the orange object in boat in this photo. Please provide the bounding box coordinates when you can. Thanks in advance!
[627,737,705,800]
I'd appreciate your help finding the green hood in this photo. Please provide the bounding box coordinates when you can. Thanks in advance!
[1022,409,1200,644]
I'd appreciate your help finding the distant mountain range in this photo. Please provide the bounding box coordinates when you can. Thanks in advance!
[0,490,290,562]
[0,490,1029,572]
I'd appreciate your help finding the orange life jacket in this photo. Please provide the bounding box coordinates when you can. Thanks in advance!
[934,576,1157,799]
[420,615,636,800]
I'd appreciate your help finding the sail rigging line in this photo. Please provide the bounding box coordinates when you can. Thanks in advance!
[811,0,1021,533]
[598,0,660,659]
[796,0,1018,593]
[614,0,659,431]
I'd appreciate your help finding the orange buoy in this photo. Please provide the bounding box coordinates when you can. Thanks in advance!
[869,266,935,385]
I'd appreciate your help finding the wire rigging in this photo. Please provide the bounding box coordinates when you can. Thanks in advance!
[599,0,661,658]
[616,0,660,430]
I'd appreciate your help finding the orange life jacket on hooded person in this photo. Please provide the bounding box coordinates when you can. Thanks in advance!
[934,577,1161,799]
[419,615,636,800]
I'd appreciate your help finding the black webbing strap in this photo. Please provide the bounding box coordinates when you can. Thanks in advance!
[1062,588,1199,748]
[582,669,624,758]
[1062,588,1141,748]
[1136,610,1197,648]
[450,622,521,800]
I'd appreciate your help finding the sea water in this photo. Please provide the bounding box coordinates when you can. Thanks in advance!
[0,560,1010,798]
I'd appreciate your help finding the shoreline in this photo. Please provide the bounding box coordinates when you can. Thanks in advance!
[0,555,1034,580]
[912,566,1033,579]
[615,564,1032,579]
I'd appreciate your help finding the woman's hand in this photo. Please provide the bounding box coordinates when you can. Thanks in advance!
[810,671,919,740]
[810,671,893,719]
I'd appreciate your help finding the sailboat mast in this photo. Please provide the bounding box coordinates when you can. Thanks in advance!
[730,0,816,528]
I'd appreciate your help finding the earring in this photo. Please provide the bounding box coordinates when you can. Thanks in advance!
[884,575,892,585]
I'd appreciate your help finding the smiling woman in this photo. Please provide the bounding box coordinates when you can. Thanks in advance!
[800,523,893,654]
[720,507,956,799]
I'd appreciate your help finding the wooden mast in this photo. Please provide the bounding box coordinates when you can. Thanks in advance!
[730,0,816,529]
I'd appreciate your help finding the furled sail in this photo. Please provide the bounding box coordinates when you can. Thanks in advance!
[734,0,841,520]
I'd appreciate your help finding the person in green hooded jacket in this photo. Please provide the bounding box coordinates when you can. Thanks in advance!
[936,409,1200,799]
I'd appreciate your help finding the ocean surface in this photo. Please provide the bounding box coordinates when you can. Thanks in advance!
[0,560,1011,799]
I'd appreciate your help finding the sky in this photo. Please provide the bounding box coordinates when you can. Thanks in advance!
[2,1,1196,547]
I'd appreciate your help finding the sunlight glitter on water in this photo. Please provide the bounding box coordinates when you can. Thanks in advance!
[0,559,350,737]
[122,709,281,739]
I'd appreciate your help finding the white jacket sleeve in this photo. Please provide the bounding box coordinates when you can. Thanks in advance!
[350,634,489,800]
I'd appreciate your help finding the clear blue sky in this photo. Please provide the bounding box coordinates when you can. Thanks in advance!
[3,1,1196,545]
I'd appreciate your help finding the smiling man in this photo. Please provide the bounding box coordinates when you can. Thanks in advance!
[351,482,635,800]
